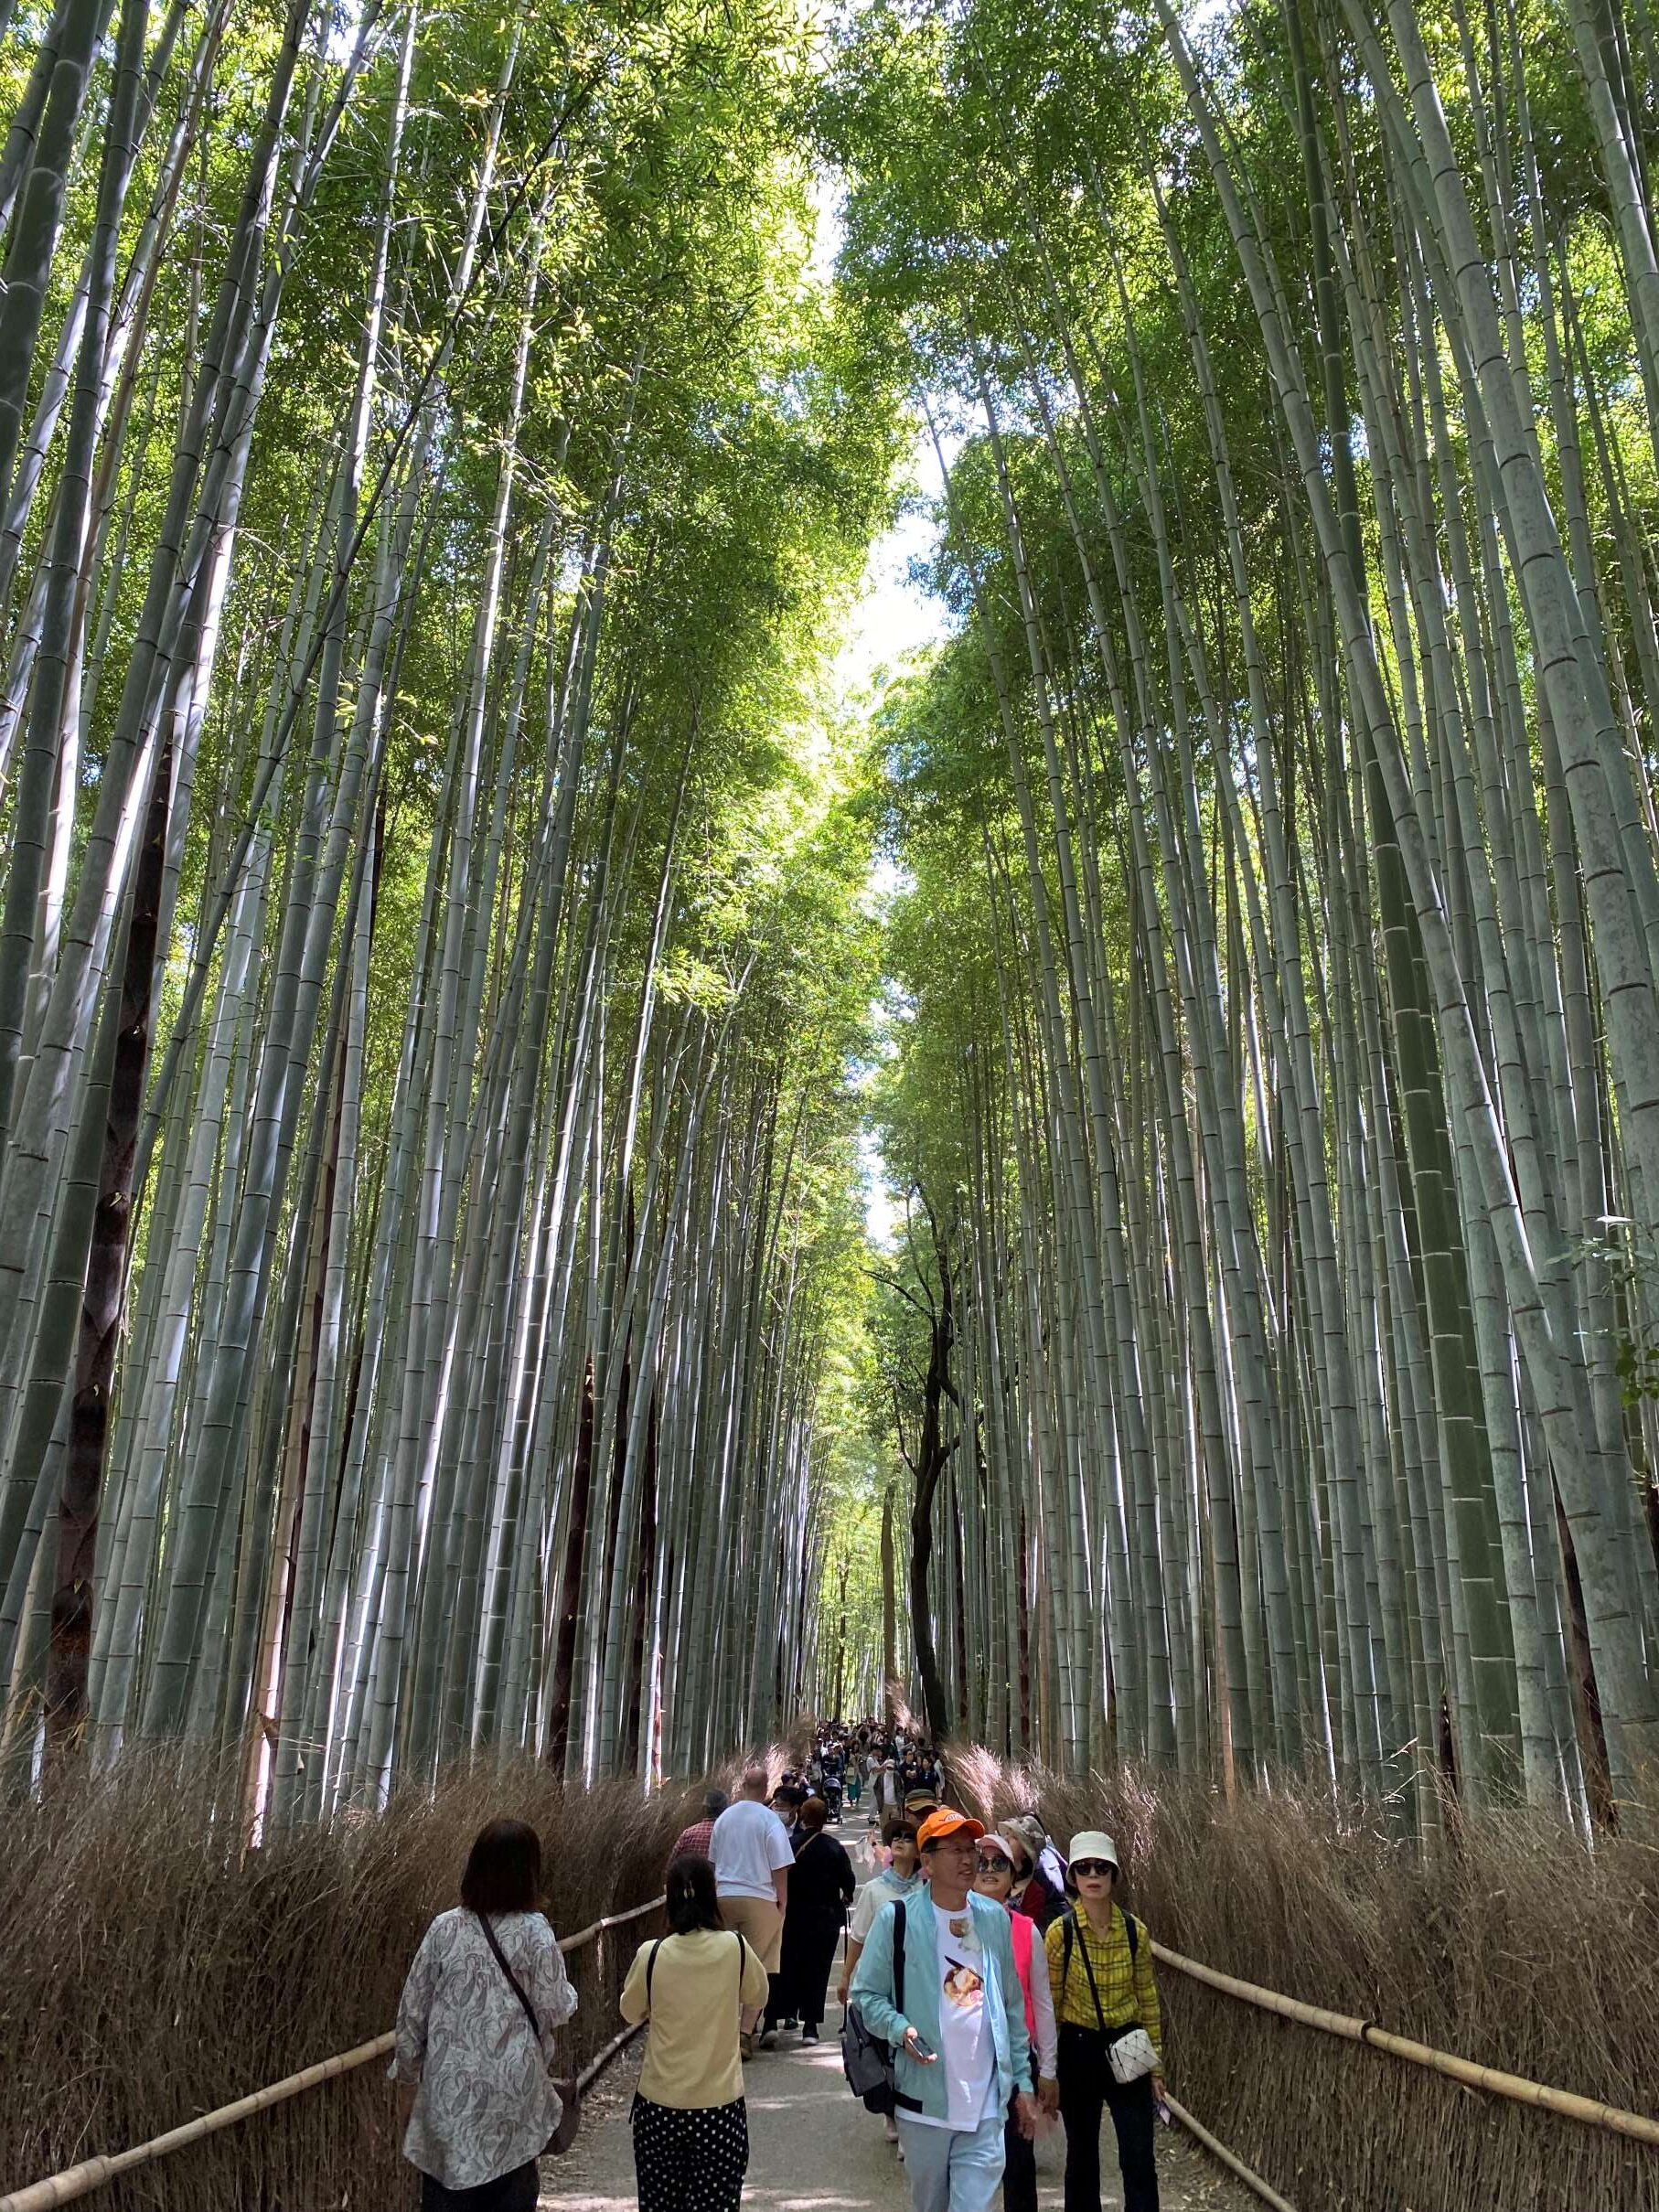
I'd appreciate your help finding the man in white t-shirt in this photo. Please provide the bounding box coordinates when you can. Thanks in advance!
[710,1765,793,2055]
[850,1808,1036,2212]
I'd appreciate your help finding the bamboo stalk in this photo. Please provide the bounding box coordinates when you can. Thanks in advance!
[1153,1942,1659,2146]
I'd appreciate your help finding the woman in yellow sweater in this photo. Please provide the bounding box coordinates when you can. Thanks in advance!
[620,1854,770,2212]
[1044,1830,1166,2212]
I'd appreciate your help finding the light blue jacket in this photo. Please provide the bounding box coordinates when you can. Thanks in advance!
[850,1887,1033,2121]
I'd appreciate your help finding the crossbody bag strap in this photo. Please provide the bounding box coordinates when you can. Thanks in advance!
[890,1898,923,2115]
[645,1937,667,2007]
[476,1911,541,2044]
[1067,1908,1110,2034]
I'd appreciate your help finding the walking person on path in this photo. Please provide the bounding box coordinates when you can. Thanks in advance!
[851,1806,1037,2212]
[839,1815,923,2003]
[773,1795,854,2044]
[771,1781,808,1849]
[664,1789,729,1878]
[710,1764,793,2057]
[840,1812,924,2145]
[873,1756,903,1822]
[998,1817,1064,1930]
[391,1819,578,2212]
[975,1833,1058,2212]
[620,1855,770,2212]
[1045,1832,1165,2212]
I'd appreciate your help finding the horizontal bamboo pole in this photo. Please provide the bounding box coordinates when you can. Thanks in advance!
[1164,2093,1298,2212]
[0,1892,668,2212]
[1152,1940,1659,2149]
[576,2019,644,2090]
[0,2036,399,2212]
[556,1889,666,1952]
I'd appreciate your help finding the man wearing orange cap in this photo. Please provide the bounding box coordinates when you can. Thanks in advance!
[850,1807,1037,2212]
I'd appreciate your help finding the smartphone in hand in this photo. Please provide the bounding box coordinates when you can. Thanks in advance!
[907,2030,937,2062]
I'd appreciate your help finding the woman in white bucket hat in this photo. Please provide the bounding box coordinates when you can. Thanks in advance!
[1043,1831,1165,2212]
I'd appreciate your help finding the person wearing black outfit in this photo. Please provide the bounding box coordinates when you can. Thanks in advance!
[770,1782,808,1848]
[772,1797,854,2042]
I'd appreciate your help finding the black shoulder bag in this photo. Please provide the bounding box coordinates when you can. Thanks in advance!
[840,1899,923,2116]
[476,1912,581,2155]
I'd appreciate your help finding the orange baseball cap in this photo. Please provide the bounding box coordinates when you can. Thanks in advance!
[916,1807,985,1850]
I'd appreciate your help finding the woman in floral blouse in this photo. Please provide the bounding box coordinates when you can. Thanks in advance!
[392,1819,578,2211]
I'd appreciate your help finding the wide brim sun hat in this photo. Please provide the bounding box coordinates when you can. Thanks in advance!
[998,1815,1045,1866]
[1067,1829,1120,1873]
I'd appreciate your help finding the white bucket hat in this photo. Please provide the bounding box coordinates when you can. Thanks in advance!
[1067,1830,1120,1873]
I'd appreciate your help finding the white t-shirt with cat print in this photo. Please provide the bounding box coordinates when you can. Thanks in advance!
[909,1901,997,2131]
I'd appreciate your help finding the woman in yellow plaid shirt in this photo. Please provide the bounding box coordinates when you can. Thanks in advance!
[1043,1831,1165,2212]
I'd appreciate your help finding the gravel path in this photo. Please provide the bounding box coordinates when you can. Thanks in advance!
[541,1824,1261,2212]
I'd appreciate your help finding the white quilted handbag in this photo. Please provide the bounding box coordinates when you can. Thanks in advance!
[1108,2026,1160,2085]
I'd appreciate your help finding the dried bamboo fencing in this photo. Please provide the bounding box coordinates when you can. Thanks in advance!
[1152,1944,1659,2150]
[0,1895,668,2212]
[6,1906,1656,2212]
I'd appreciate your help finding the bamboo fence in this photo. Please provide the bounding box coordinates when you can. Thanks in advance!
[5,1909,1656,2212]
[1163,2095,1298,2212]
[0,1894,669,2212]
[1152,1941,1659,2150]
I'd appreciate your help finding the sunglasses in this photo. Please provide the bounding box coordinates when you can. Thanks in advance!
[1071,1859,1116,1878]
[976,1852,1011,1869]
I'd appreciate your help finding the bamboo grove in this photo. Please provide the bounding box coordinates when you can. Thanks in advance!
[828,0,1659,1834]
[0,0,903,1806]
[8,0,1659,1849]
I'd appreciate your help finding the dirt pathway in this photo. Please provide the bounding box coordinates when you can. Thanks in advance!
[541,1823,1260,2212]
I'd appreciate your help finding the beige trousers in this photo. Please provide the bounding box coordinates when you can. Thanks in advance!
[717,1893,783,1972]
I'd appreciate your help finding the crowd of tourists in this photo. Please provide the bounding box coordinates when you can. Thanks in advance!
[390,1731,1167,2212]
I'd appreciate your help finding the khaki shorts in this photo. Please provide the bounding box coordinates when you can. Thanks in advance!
[718,1894,783,1972]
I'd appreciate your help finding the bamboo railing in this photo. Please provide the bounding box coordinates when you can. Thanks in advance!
[0,1893,669,2212]
[1163,2094,1297,2212]
[5,1907,1656,2212]
[1152,1940,1659,2149]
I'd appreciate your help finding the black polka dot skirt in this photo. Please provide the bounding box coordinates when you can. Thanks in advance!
[629,2093,749,2212]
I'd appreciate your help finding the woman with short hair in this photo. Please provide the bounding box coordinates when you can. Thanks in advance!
[620,1854,769,2212]
[391,1819,578,2212]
